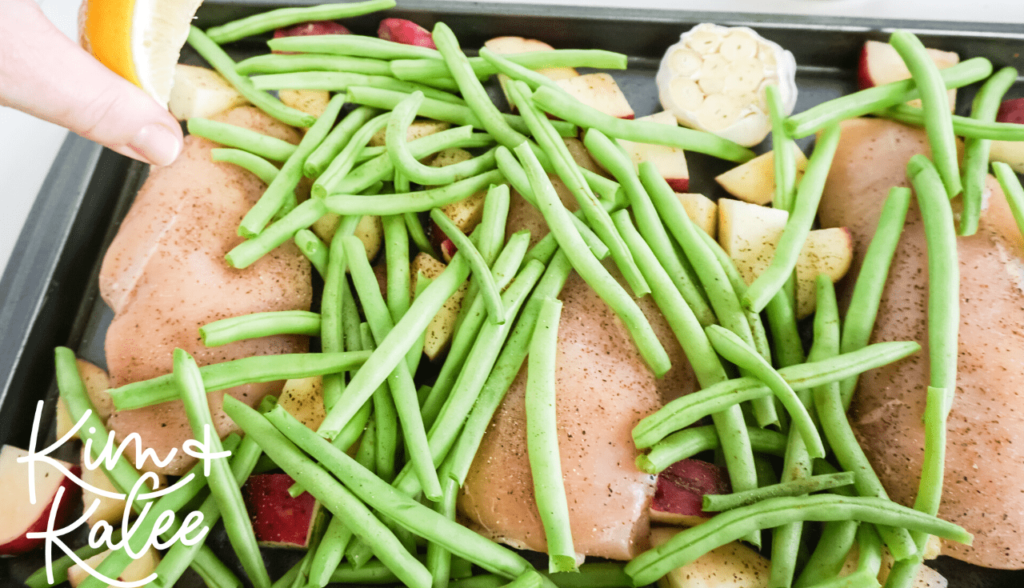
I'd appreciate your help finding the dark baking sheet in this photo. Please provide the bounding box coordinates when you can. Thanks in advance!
[1,1,1022,585]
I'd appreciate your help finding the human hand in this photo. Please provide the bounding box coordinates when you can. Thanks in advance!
[0,0,183,166]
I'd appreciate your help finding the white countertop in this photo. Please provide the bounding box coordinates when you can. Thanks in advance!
[1,0,1022,277]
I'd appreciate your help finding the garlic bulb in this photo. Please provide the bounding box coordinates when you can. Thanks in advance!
[656,23,798,147]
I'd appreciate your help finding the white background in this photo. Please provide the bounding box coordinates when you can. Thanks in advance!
[1,0,1022,275]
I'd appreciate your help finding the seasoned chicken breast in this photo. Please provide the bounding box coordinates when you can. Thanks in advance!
[819,118,1024,569]
[461,190,697,560]
[100,106,312,476]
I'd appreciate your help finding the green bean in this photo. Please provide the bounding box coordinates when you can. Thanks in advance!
[636,425,788,474]
[151,432,260,588]
[344,234,442,500]
[960,67,1018,235]
[358,130,495,163]
[494,146,611,261]
[346,86,578,138]
[54,347,149,502]
[797,521,860,588]
[252,72,465,105]
[890,31,962,197]
[449,576,506,588]
[174,349,269,588]
[382,215,411,320]
[24,530,121,588]
[305,105,379,178]
[626,154,731,326]
[187,27,315,127]
[885,156,962,588]
[706,324,825,459]
[633,340,922,448]
[478,47,563,93]
[318,216,357,414]
[319,253,469,438]
[390,49,629,84]
[625,494,970,587]
[767,84,798,212]
[428,477,460,588]
[312,111,391,198]
[222,397,431,588]
[236,53,393,77]
[509,82,648,298]
[200,310,321,347]
[704,473,856,511]
[813,355,918,559]
[310,516,354,588]
[803,524,883,588]
[387,93,498,186]
[188,118,298,161]
[227,198,327,268]
[407,212,440,257]
[434,23,535,151]
[442,252,574,487]
[431,209,506,323]
[323,170,505,213]
[994,161,1024,240]
[392,260,546,498]
[262,402,535,578]
[786,57,993,139]
[839,187,912,409]
[109,350,369,410]
[531,86,754,162]
[908,155,960,397]
[327,555,471,584]
[269,33,440,60]
[206,0,394,43]
[611,209,760,545]
[353,323,398,484]
[211,148,280,184]
[335,125,476,193]
[878,102,1024,141]
[743,124,841,312]
[448,184,514,351]
[240,93,345,236]
[515,143,669,376]
[525,297,576,572]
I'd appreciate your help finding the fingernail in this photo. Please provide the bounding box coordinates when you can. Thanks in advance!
[129,124,182,166]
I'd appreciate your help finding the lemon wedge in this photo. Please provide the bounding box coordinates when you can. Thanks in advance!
[79,0,203,107]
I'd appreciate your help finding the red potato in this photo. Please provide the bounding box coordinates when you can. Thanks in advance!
[650,459,730,526]
[988,98,1024,173]
[100,107,312,476]
[0,445,81,556]
[556,73,635,120]
[484,36,580,110]
[55,359,112,440]
[819,118,1024,569]
[857,40,959,110]
[612,111,690,191]
[378,18,436,49]
[243,473,320,548]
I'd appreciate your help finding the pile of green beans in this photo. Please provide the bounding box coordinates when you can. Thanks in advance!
[49,18,991,588]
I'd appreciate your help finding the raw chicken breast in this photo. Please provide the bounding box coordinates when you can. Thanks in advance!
[819,118,1024,569]
[460,188,697,560]
[100,106,312,476]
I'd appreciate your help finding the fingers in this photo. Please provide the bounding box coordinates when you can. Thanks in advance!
[0,0,183,166]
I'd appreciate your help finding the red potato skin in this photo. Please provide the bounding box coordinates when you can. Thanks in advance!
[996,98,1024,124]
[377,18,436,49]
[0,466,82,556]
[650,459,730,526]
[856,45,873,90]
[243,473,318,548]
[666,178,690,193]
[272,21,351,54]
[101,107,311,476]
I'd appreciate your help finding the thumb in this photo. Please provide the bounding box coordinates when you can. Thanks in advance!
[0,0,183,166]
